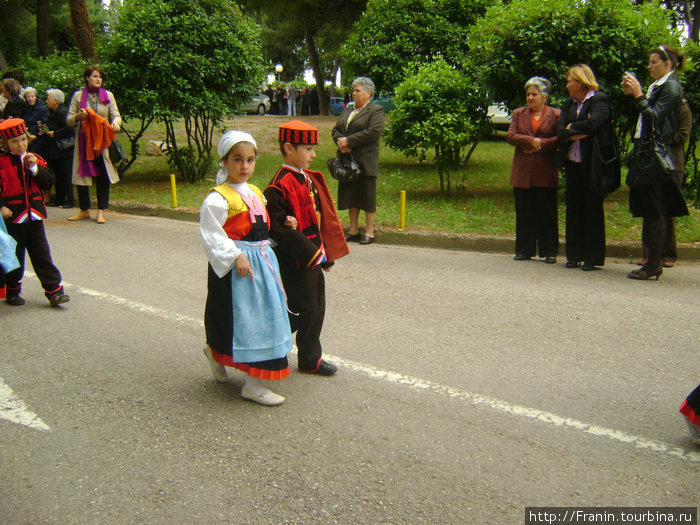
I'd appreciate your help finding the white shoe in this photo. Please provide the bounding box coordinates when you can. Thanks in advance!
[241,385,285,406]
[202,346,228,383]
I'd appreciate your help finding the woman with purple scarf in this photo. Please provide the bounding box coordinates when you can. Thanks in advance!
[66,66,122,224]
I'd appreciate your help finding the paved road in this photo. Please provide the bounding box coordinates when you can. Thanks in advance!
[2,208,698,524]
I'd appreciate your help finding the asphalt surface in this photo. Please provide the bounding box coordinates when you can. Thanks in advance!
[1,207,698,524]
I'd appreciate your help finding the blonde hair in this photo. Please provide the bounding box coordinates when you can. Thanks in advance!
[566,64,598,91]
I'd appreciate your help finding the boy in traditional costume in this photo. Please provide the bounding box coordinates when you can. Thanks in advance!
[0,118,69,306]
[264,121,349,376]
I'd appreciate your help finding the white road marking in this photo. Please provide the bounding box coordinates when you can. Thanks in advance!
[0,377,50,431]
[31,274,700,462]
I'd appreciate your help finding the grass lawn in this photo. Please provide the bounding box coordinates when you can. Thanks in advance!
[110,115,700,244]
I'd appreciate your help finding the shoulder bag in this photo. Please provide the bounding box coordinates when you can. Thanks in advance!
[108,138,128,165]
[327,153,361,183]
[55,129,76,151]
[589,130,620,196]
[625,132,676,188]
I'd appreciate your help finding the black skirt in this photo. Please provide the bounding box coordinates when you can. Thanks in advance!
[337,175,377,212]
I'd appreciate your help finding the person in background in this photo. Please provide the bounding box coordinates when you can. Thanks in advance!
[637,97,691,269]
[331,76,386,245]
[622,45,689,280]
[506,76,561,263]
[45,89,75,209]
[2,78,27,121]
[23,87,49,160]
[287,83,298,116]
[66,65,122,224]
[556,64,613,272]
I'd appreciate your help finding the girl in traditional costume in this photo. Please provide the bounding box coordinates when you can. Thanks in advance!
[199,131,294,406]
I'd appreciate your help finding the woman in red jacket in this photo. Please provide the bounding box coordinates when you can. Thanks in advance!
[506,77,561,264]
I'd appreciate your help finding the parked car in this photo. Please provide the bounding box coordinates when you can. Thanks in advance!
[488,103,511,131]
[329,96,346,116]
[245,93,271,115]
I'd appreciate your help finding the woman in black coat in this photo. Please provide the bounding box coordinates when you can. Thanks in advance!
[45,89,75,208]
[622,45,689,280]
[2,78,27,120]
[331,77,385,244]
[556,64,613,271]
[23,87,50,159]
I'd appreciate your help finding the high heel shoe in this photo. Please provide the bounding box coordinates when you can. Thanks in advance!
[628,266,662,280]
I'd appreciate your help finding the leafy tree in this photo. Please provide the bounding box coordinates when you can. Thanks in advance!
[468,0,678,139]
[243,0,367,115]
[341,0,489,94]
[678,41,700,205]
[385,58,491,192]
[103,0,264,182]
[17,50,89,97]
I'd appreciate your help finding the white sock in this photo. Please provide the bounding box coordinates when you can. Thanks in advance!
[244,376,266,395]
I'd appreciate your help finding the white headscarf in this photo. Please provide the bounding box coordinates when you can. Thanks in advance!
[215,130,257,184]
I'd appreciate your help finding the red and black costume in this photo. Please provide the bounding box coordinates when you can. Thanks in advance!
[0,148,64,300]
[264,164,348,371]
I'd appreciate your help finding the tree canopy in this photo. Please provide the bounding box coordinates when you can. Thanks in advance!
[341,0,489,94]
[103,0,264,182]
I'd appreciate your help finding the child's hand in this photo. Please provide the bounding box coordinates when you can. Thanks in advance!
[284,215,298,230]
[24,154,37,169]
[235,253,254,279]
[1,206,12,219]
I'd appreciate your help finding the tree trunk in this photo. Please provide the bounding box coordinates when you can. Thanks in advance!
[304,23,329,116]
[37,0,50,57]
[68,0,98,60]
[0,48,8,73]
[691,0,700,41]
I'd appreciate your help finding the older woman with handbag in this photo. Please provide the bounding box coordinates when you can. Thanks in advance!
[622,46,689,280]
[66,66,122,224]
[507,77,561,263]
[331,77,385,245]
[556,64,613,272]
[45,89,75,209]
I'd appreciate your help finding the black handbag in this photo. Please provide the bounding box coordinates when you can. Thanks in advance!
[589,131,620,196]
[327,154,361,183]
[55,129,76,151]
[108,138,127,164]
[625,133,675,188]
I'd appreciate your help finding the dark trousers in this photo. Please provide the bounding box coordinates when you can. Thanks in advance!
[77,156,110,210]
[49,156,74,206]
[513,187,559,258]
[641,216,666,269]
[277,254,325,370]
[564,161,606,266]
[4,220,62,295]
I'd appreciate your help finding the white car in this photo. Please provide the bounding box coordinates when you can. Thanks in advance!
[245,94,271,115]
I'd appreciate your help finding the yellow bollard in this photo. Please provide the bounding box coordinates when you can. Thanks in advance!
[170,174,178,208]
[398,190,406,231]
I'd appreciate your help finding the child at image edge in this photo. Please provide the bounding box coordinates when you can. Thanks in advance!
[264,121,349,376]
[200,131,294,406]
[0,118,69,306]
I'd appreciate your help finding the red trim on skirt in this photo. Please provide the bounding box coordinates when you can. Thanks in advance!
[209,346,290,381]
[679,400,700,425]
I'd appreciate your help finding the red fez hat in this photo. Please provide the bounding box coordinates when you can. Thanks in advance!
[0,118,27,140]
[278,120,319,145]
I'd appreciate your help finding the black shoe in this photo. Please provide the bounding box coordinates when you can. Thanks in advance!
[345,232,361,242]
[513,254,531,261]
[300,360,337,376]
[581,264,598,271]
[628,266,662,280]
[565,260,580,269]
[544,256,557,264]
[48,292,70,306]
[46,201,60,207]
[359,235,375,245]
[6,294,25,306]
[62,203,74,209]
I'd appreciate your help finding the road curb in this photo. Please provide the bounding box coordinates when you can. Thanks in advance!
[110,200,700,261]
